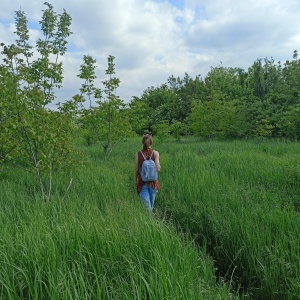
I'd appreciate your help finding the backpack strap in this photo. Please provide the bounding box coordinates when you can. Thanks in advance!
[149,151,154,160]
[140,150,146,160]
[140,150,154,160]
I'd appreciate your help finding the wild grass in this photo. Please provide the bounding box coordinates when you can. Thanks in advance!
[0,140,236,300]
[1,137,299,299]
[155,138,300,299]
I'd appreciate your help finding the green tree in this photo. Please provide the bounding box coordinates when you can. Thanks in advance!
[276,104,300,140]
[0,66,18,170]
[168,73,205,123]
[153,120,170,142]
[248,59,266,98]
[0,3,76,200]
[128,96,150,135]
[190,100,236,139]
[170,121,183,141]
[78,55,132,158]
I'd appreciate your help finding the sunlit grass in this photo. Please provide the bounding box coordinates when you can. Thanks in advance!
[0,140,236,299]
[156,138,300,299]
[2,137,299,299]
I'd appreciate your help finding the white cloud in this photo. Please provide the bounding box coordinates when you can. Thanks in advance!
[186,0,300,65]
[1,0,300,104]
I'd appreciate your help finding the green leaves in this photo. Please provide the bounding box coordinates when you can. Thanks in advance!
[0,3,75,200]
[131,50,300,140]
[190,100,237,139]
[77,55,132,157]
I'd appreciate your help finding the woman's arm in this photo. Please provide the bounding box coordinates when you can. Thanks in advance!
[135,152,139,184]
[154,151,161,172]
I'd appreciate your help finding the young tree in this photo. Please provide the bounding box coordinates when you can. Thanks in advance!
[128,96,150,135]
[0,3,76,200]
[77,55,132,158]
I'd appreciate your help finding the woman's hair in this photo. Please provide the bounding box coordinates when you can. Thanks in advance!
[142,134,152,150]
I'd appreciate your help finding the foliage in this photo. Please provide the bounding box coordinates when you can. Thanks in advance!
[276,104,300,140]
[130,51,300,141]
[128,96,150,135]
[0,3,76,200]
[77,55,132,158]
[170,121,182,141]
[152,120,170,142]
[190,99,237,139]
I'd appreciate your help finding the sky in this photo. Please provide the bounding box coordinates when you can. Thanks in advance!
[1,0,300,105]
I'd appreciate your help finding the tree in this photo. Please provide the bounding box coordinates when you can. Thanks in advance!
[248,59,266,98]
[128,96,150,135]
[78,55,132,158]
[152,120,170,142]
[190,99,237,139]
[276,104,300,140]
[0,3,76,200]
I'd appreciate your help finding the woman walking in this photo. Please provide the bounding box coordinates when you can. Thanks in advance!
[135,134,160,211]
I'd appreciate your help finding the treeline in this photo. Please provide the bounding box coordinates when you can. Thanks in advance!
[128,51,300,140]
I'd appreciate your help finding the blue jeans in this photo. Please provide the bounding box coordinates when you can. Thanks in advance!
[139,185,157,211]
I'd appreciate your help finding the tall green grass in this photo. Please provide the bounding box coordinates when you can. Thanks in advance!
[2,137,299,299]
[156,138,300,299]
[0,141,236,299]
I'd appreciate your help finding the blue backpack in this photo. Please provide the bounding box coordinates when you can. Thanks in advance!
[140,151,158,182]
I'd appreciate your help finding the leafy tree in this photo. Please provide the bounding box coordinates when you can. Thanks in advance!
[152,120,170,142]
[137,80,194,131]
[168,73,205,108]
[190,100,236,139]
[128,96,150,135]
[281,50,300,106]
[204,66,250,102]
[253,119,274,139]
[140,84,179,124]
[170,121,183,141]
[127,50,300,140]
[248,59,266,98]
[78,55,132,158]
[0,66,18,170]
[276,104,300,140]
[75,55,101,146]
[0,3,76,200]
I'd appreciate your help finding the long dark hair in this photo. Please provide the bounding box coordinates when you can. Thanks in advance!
[142,134,152,150]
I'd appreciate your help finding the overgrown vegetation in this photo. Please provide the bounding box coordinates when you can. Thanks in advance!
[1,138,299,299]
[0,3,76,200]
[157,138,300,299]
[77,54,132,157]
[0,139,238,300]
[130,55,300,140]
[1,3,300,299]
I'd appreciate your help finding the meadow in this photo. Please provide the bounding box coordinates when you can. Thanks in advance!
[0,137,299,299]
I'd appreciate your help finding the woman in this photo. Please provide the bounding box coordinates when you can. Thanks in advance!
[135,134,160,211]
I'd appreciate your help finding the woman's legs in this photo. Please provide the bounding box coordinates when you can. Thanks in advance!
[139,185,157,211]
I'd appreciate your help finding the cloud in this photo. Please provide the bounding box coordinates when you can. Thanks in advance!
[1,0,300,104]
[186,0,300,67]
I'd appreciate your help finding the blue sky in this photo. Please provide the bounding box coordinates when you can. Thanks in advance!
[1,0,300,104]
[165,0,185,9]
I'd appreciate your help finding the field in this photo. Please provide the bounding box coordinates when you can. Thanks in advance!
[0,138,299,299]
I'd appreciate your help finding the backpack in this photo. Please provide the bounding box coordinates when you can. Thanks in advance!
[140,150,158,182]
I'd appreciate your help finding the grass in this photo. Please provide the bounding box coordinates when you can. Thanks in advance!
[1,137,299,299]
[155,138,300,299]
[0,139,236,300]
